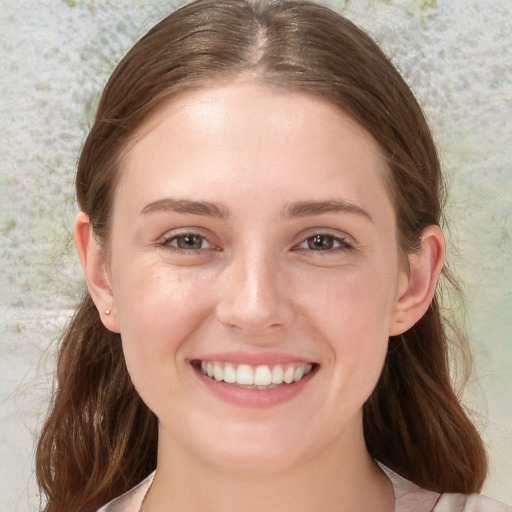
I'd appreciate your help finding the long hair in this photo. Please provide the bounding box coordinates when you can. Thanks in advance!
[36,1,487,510]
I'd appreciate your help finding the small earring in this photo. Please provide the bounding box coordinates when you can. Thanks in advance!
[105,309,111,316]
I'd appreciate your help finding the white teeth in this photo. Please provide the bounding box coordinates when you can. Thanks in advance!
[223,363,236,383]
[236,364,254,385]
[271,365,284,384]
[293,366,304,382]
[254,365,272,386]
[283,366,295,384]
[199,361,314,387]
[213,363,223,381]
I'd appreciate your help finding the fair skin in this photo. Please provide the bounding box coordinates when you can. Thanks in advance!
[75,81,444,512]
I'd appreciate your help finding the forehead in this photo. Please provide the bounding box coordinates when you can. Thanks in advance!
[129,79,383,155]
[115,80,393,222]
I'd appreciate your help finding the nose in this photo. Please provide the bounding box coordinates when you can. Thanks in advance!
[216,251,294,335]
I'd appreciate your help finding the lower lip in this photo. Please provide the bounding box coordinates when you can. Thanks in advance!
[193,366,317,408]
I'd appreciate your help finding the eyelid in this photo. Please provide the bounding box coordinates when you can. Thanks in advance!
[158,228,220,252]
[164,234,210,249]
[292,230,355,253]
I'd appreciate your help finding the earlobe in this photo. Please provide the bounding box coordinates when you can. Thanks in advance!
[74,212,121,333]
[389,225,445,336]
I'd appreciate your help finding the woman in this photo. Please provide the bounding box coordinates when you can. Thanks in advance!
[36,0,510,511]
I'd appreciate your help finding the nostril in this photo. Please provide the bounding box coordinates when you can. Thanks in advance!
[215,260,295,334]
[216,298,293,334]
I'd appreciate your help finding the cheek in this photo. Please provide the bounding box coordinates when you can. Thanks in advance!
[296,265,394,391]
[111,262,213,395]
[298,262,397,334]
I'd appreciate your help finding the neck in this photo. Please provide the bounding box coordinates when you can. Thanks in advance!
[145,426,394,512]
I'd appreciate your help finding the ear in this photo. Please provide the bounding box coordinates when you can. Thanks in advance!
[74,212,121,333]
[389,225,445,336]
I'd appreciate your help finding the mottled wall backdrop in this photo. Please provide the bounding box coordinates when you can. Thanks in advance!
[1,0,511,510]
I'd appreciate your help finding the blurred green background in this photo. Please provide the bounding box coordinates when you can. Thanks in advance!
[1,0,510,509]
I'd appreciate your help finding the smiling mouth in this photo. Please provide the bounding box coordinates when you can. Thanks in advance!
[192,360,317,389]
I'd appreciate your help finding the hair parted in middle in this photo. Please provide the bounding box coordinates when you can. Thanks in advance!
[36,1,487,511]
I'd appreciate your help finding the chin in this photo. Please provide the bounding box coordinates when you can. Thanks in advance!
[208,443,304,475]
[186,419,312,475]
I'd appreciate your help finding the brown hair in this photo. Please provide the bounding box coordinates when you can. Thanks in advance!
[36,1,487,510]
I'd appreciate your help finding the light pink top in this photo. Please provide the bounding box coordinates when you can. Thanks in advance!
[97,467,511,512]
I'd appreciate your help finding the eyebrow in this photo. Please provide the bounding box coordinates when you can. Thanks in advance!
[140,197,372,223]
[140,198,229,218]
[284,200,373,222]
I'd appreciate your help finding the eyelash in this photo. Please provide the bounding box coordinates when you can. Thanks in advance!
[160,232,216,253]
[293,233,353,254]
[159,231,353,255]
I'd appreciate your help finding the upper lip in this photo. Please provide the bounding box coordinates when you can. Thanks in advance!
[189,351,315,366]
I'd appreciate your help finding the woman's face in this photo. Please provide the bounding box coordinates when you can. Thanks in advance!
[106,81,409,473]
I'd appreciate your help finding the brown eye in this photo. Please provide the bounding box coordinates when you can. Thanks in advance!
[295,233,352,253]
[165,233,206,250]
[307,234,336,250]
[176,233,204,249]
[181,233,203,249]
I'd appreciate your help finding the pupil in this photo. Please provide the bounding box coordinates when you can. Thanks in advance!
[309,235,332,250]
[179,234,201,249]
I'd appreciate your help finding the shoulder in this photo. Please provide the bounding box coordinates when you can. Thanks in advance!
[96,472,154,512]
[434,492,511,512]
[382,465,511,512]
